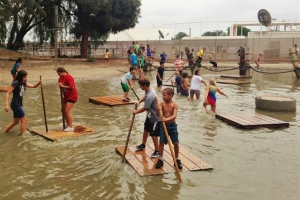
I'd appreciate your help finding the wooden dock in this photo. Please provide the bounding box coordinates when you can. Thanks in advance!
[89,95,135,106]
[29,125,95,141]
[216,79,250,85]
[216,113,289,129]
[220,75,252,79]
[0,86,9,92]
[116,144,212,176]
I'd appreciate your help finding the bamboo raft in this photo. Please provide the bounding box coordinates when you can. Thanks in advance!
[116,144,212,176]
[216,113,289,129]
[89,95,135,106]
[216,79,250,85]
[220,75,252,79]
[29,125,95,141]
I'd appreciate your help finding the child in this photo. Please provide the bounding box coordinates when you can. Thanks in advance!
[121,66,136,102]
[180,72,189,97]
[254,53,262,71]
[189,70,207,101]
[174,55,184,75]
[146,44,153,63]
[195,47,206,67]
[208,51,218,71]
[4,70,41,134]
[175,71,181,94]
[160,51,167,63]
[57,67,78,132]
[203,78,228,113]
[155,88,182,169]
[10,58,22,82]
[133,77,160,158]
[156,61,165,88]
[104,49,110,68]
[138,53,145,78]
[130,51,138,68]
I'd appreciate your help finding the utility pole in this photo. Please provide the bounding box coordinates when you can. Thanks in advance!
[54,6,58,69]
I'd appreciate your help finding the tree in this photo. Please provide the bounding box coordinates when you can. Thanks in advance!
[202,30,227,36]
[227,26,251,36]
[172,32,188,40]
[70,0,141,58]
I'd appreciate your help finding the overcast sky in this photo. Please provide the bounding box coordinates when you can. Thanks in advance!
[137,0,300,36]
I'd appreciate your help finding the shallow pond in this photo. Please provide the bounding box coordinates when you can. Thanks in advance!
[0,68,299,200]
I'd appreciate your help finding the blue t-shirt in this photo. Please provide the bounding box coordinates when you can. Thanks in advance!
[144,89,160,123]
[130,54,138,65]
[147,48,152,57]
[11,62,20,74]
[160,53,167,62]
[11,81,25,107]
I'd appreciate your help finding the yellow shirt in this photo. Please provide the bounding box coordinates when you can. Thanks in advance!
[104,52,110,58]
[196,49,204,57]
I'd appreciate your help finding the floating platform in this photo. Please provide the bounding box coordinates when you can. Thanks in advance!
[0,86,9,92]
[29,125,95,141]
[216,113,289,129]
[217,79,250,85]
[220,75,252,79]
[89,95,135,106]
[116,144,212,176]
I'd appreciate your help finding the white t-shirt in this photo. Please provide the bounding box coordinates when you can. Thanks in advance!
[190,75,203,90]
[121,72,132,84]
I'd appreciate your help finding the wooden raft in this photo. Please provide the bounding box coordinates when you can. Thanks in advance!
[217,79,250,85]
[216,113,289,129]
[220,75,252,79]
[0,86,9,92]
[89,95,135,106]
[29,125,95,141]
[116,144,212,176]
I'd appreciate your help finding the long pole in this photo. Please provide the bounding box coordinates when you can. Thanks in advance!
[155,97,183,183]
[40,76,48,132]
[54,6,58,70]
[122,104,137,163]
[60,88,66,129]
[131,88,140,101]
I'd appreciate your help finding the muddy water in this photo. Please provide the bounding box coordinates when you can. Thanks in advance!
[0,68,299,200]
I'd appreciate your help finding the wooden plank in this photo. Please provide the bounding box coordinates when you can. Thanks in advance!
[29,125,95,141]
[0,86,9,92]
[216,79,250,85]
[220,75,252,79]
[89,96,135,106]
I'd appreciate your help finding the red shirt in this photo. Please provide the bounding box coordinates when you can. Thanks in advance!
[58,74,78,102]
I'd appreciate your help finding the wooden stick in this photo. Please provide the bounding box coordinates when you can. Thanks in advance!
[122,104,137,163]
[40,76,48,132]
[155,97,183,183]
[60,87,66,129]
[166,72,176,83]
[131,88,140,101]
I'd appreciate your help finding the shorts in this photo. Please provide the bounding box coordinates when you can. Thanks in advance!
[11,70,17,75]
[190,89,200,96]
[144,118,160,137]
[105,58,108,61]
[11,106,25,118]
[159,123,179,144]
[121,82,130,93]
[156,77,162,87]
[132,64,137,68]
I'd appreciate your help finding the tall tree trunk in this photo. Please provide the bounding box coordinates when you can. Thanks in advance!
[81,32,89,58]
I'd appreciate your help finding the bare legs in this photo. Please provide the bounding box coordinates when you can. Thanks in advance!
[63,102,74,128]
[142,129,159,151]
[3,116,28,134]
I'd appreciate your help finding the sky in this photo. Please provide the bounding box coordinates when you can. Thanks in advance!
[137,0,300,37]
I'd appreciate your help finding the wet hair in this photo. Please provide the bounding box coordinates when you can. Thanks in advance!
[56,67,68,73]
[194,70,200,75]
[160,61,165,65]
[209,78,216,86]
[16,70,27,84]
[16,57,22,63]
[129,66,136,72]
[163,88,174,97]
[182,72,188,78]
[176,55,180,58]
[106,49,109,52]
[138,77,150,87]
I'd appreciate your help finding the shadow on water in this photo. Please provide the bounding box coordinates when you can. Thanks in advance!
[0,68,299,199]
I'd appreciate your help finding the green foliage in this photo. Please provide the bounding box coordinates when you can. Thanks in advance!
[202,30,227,36]
[87,56,94,62]
[172,32,188,40]
[227,26,251,36]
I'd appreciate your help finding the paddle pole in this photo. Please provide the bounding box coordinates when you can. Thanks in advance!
[122,104,138,163]
[40,76,48,132]
[155,97,183,183]
[166,72,176,83]
[60,87,66,129]
[131,88,140,101]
